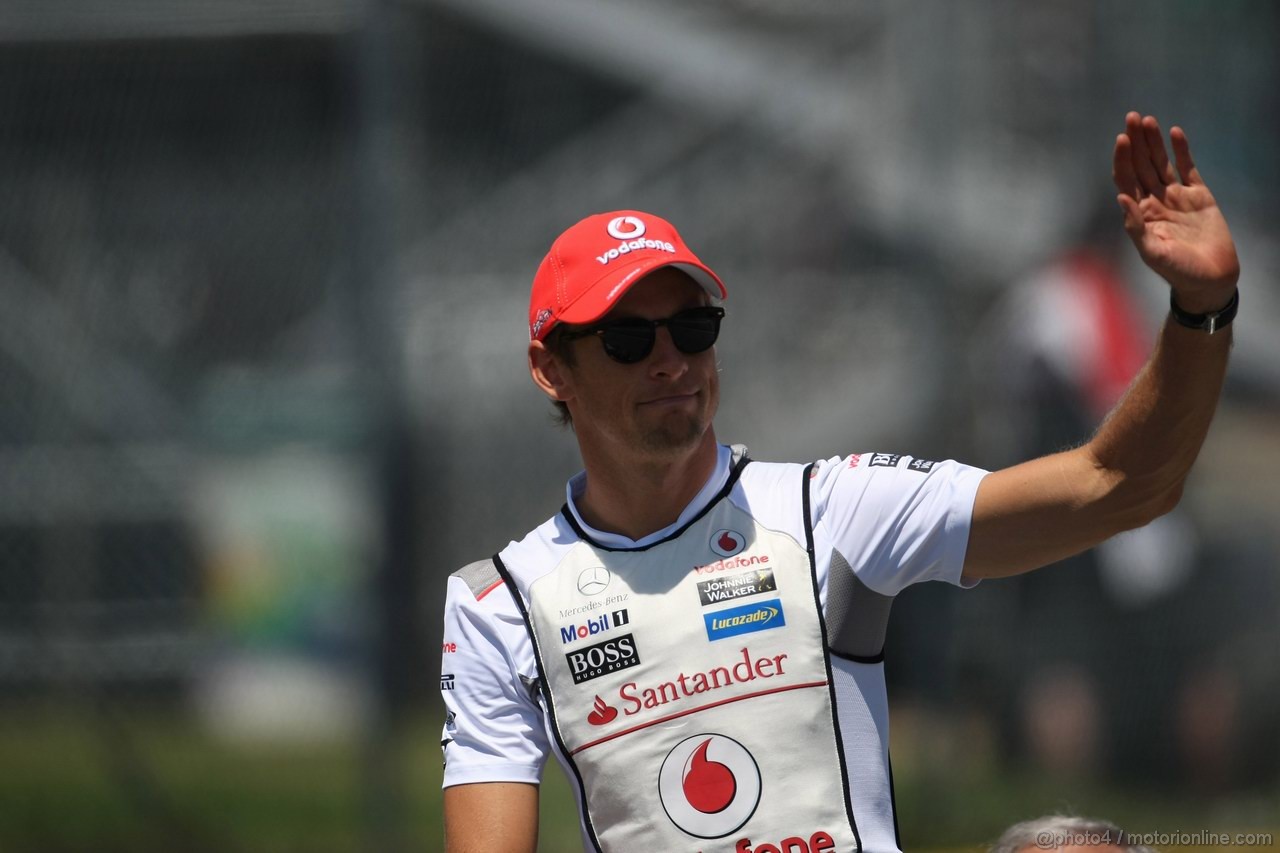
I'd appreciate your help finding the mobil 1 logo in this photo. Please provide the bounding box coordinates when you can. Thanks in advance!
[565,633,640,685]
[560,609,630,645]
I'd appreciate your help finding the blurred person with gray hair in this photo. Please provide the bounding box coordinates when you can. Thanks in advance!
[438,113,1239,852]
[991,815,1158,853]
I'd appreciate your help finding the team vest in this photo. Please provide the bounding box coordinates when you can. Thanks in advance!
[494,457,863,852]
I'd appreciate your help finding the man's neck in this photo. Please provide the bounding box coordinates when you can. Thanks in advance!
[573,431,720,541]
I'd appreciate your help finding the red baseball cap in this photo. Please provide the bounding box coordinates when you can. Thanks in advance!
[528,210,727,341]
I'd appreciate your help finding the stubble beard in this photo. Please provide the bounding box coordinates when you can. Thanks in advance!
[636,410,707,455]
[633,384,717,457]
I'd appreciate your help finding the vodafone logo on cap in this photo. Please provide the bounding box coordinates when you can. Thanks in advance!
[595,216,675,266]
[659,734,761,839]
[711,529,746,558]
[606,216,646,240]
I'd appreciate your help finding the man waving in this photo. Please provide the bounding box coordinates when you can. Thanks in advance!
[439,113,1238,853]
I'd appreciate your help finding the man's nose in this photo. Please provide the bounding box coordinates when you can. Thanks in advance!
[646,327,689,379]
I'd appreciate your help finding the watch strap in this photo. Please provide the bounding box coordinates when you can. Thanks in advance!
[1170,289,1238,334]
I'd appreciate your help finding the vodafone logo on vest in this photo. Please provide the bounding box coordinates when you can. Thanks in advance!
[658,734,761,839]
[710,529,746,558]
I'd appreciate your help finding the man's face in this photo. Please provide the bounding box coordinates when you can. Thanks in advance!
[557,267,720,458]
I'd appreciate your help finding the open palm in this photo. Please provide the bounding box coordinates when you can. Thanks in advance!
[1113,112,1239,312]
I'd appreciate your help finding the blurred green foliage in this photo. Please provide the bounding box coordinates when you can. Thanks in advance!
[0,702,1273,853]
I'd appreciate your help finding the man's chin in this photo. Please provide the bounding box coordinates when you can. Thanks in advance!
[636,415,708,455]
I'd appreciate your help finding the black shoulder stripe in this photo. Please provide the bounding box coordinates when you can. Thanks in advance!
[491,554,604,853]
[802,462,863,852]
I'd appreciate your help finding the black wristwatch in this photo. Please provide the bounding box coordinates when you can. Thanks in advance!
[1170,289,1238,334]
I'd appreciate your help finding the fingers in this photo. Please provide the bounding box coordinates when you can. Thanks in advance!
[1112,133,1140,198]
[1142,116,1177,186]
[1117,111,1202,198]
[1125,111,1166,198]
[1171,126,1204,186]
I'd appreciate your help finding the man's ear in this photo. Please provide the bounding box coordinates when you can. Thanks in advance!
[529,340,573,404]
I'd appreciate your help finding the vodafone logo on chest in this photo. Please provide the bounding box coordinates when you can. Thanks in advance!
[732,832,837,853]
[711,529,746,558]
[658,734,760,839]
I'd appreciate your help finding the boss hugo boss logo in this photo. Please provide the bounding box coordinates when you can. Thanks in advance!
[560,609,630,644]
[704,599,786,642]
[659,734,761,839]
[697,569,777,606]
[440,673,455,690]
[710,529,746,558]
[565,633,640,684]
[576,566,611,596]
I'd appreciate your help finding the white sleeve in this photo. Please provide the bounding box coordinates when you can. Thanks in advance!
[440,574,550,787]
[812,451,988,596]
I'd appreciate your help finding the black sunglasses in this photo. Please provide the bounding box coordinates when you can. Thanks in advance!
[560,306,725,364]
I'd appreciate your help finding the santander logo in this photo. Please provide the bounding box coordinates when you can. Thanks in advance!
[710,529,746,558]
[587,695,618,726]
[659,734,761,838]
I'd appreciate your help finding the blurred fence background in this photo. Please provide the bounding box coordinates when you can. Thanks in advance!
[1,1,1278,851]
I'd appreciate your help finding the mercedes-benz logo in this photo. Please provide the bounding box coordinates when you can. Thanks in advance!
[576,566,612,596]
